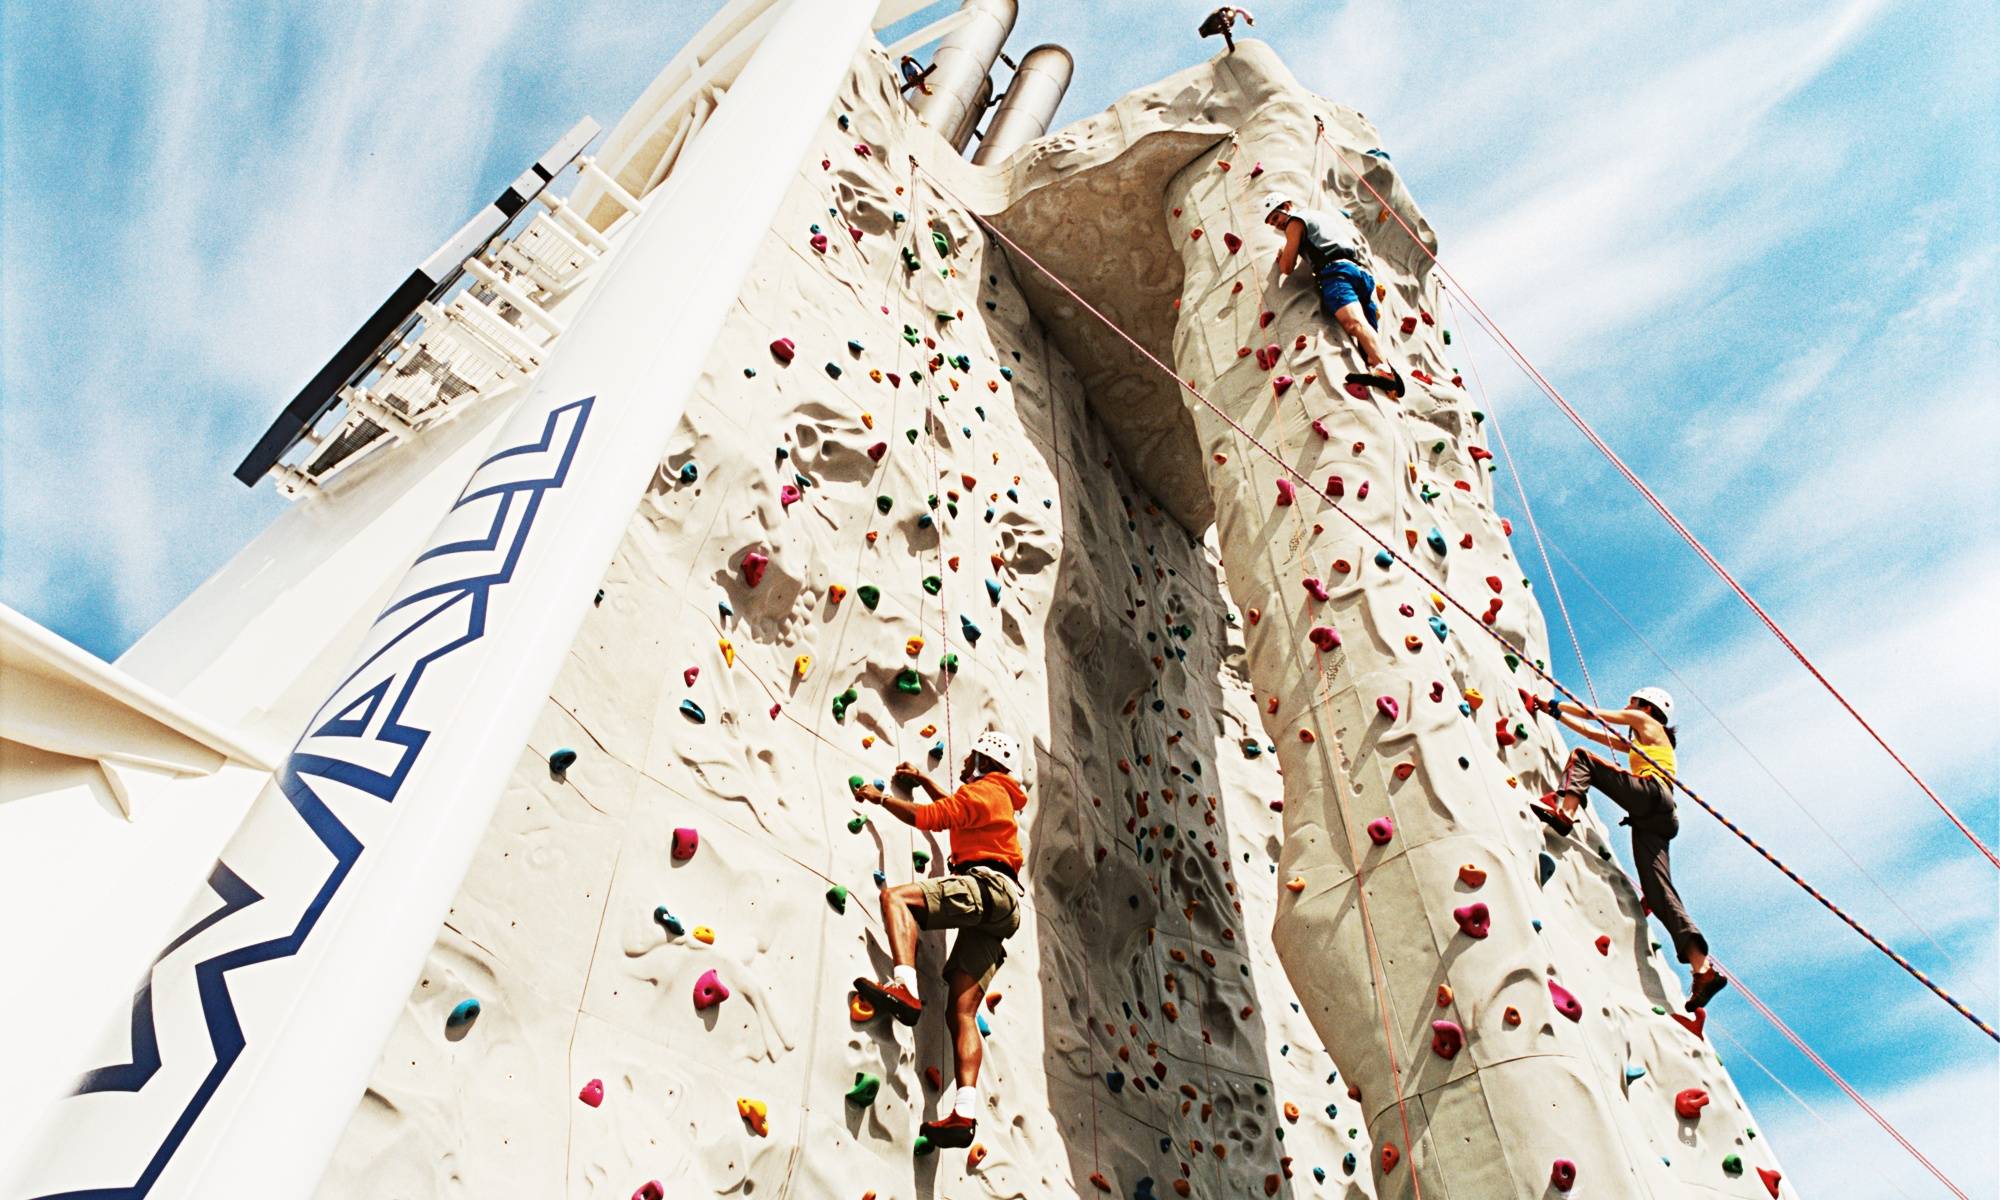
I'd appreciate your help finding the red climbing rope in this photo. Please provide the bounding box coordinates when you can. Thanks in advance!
[1721,964,1970,1199]
[1314,130,1997,872]
[1450,296,1599,710]
[909,162,1995,1052]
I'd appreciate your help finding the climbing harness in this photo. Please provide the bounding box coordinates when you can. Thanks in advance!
[1314,128,1995,872]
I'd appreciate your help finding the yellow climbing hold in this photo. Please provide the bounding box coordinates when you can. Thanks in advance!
[736,1097,769,1136]
[795,654,812,680]
[1463,688,1484,711]
[693,926,715,944]
[719,638,735,667]
[861,412,874,429]
[906,636,925,656]
[920,723,937,737]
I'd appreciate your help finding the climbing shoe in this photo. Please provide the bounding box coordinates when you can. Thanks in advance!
[920,1112,977,1148]
[1685,968,1729,1012]
[853,977,923,1026]
[1530,795,1575,836]
[1344,366,1405,398]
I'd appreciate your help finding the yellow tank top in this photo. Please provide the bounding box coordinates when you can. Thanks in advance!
[1629,741,1676,782]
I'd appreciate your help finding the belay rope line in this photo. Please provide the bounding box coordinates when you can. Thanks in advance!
[1312,128,1996,873]
[905,141,1984,1190]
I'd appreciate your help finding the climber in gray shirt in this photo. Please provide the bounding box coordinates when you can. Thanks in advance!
[1263,194,1401,397]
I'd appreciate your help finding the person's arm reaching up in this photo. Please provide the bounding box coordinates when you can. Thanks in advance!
[1552,701,1632,751]
[1275,217,1304,276]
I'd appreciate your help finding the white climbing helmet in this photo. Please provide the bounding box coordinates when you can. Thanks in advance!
[1629,686,1675,725]
[1260,192,1296,221]
[970,730,1021,773]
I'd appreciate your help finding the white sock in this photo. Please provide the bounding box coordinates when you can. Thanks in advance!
[952,1084,979,1120]
[893,964,920,992]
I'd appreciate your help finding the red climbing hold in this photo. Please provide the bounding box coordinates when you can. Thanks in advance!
[1757,1167,1782,1196]
[1260,310,1276,328]
[1470,446,1493,462]
[579,1078,604,1107]
[1393,762,1415,781]
[1275,479,1295,507]
[1550,1160,1576,1192]
[779,484,802,509]
[632,1182,665,1200]
[1311,419,1330,438]
[1595,934,1611,955]
[1430,1019,1464,1059]
[1308,626,1341,652]
[693,968,730,1010]
[672,827,700,860]
[683,666,699,687]
[1453,902,1490,938]
[1495,718,1517,747]
[1223,232,1243,253]
[1380,1143,1400,1172]
[1272,374,1295,396]
[1366,817,1394,845]
[1344,380,1371,399]
[1357,480,1370,499]
[741,552,769,588]
[867,441,888,461]
[1671,1007,1708,1040]
[1674,1088,1710,1120]
[1376,695,1400,721]
[1457,864,1486,887]
[1399,316,1418,335]
[1303,577,1331,602]
[809,233,829,253]
[1548,981,1583,1022]
[768,338,795,364]
[1325,475,1344,499]
[1486,575,1503,593]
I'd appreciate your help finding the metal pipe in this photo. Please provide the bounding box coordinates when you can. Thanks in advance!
[910,0,1016,149]
[973,43,1073,164]
[948,75,995,153]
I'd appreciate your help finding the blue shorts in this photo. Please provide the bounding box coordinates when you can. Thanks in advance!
[1317,261,1378,329]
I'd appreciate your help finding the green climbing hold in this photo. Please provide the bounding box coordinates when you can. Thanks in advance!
[876,495,893,513]
[1722,1154,1744,1178]
[827,885,849,913]
[847,815,868,834]
[941,652,959,673]
[832,688,858,722]
[902,325,920,344]
[895,667,923,695]
[932,230,950,257]
[848,774,866,792]
[922,575,942,595]
[913,849,930,871]
[905,429,919,443]
[846,1071,881,1105]
[914,1134,935,1156]
[857,585,881,610]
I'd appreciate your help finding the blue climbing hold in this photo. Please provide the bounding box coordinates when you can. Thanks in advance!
[717,600,732,619]
[1426,527,1448,555]
[960,615,982,643]
[1625,1065,1647,1083]
[929,740,945,759]
[1314,1167,1326,1183]
[1343,1152,1357,1176]
[846,339,863,354]
[447,998,481,1028]
[1106,1070,1125,1093]
[678,462,698,483]
[826,363,842,379]
[679,699,706,723]
[1537,852,1556,887]
[548,747,578,774]
[654,906,685,935]
[1005,487,1017,501]
[976,1012,990,1036]
[1428,614,1449,641]
[1375,549,1393,568]
[986,579,1001,603]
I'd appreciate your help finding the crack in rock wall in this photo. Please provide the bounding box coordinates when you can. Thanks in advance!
[318,48,1379,1200]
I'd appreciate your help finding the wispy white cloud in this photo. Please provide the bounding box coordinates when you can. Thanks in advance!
[1757,1054,1998,1199]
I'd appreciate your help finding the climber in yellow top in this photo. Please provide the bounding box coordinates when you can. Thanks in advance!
[1262,193,1402,397]
[853,730,1028,1148]
[1532,687,1727,1011]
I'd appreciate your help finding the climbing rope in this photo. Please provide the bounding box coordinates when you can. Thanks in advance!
[1313,128,1997,872]
[1714,1025,1922,1200]
[1721,964,1970,1199]
[1448,294,1599,710]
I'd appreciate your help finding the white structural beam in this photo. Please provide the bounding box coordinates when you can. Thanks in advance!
[10,0,879,1194]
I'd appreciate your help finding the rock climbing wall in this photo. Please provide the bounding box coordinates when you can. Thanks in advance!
[318,49,1379,1200]
[1141,48,1786,1200]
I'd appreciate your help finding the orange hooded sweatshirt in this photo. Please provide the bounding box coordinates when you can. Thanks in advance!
[911,771,1028,872]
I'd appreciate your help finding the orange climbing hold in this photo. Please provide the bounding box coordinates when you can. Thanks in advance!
[966,1144,987,1170]
[1285,877,1305,893]
[849,994,876,1022]
[736,1097,769,1136]
[1457,864,1487,887]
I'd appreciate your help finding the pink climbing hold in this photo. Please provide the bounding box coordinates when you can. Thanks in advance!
[1674,1087,1710,1120]
[693,968,730,1010]
[1275,479,1295,506]
[741,552,769,588]
[780,484,802,509]
[1366,817,1394,845]
[1375,695,1400,721]
[866,441,888,461]
[1453,902,1490,938]
[1549,980,1583,1022]
[1343,380,1371,399]
[1310,418,1330,438]
[683,667,699,687]
[1430,1019,1463,1059]
[1307,626,1341,652]
[633,1182,665,1200]
[1222,232,1243,253]
[1357,480,1370,499]
[768,338,795,364]
[1303,577,1331,602]
[1757,1167,1782,1197]
[672,827,700,861]
[1249,161,1264,178]
[809,233,829,253]
[578,1078,604,1107]
[1272,374,1295,396]
[1550,1160,1577,1192]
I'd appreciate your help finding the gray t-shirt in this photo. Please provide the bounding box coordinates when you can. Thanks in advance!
[1289,206,1361,273]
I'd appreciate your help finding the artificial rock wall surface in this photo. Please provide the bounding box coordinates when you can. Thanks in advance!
[321,47,1377,1200]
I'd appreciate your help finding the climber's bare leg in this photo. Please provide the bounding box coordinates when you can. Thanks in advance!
[945,969,985,1087]
[1334,303,1386,371]
[879,883,925,967]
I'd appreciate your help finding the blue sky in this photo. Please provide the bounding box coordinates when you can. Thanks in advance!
[2,1,1994,1194]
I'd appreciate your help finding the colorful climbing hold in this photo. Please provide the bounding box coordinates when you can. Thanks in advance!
[827,884,849,912]
[692,968,730,1010]
[856,584,881,610]
[1757,1166,1783,1196]
[578,1078,604,1107]
[1308,625,1341,651]
[679,699,706,723]
[446,998,481,1029]
[1550,1159,1577,1192]
[736,1097,768,1136]
[1548,980,1583,1022]
[1375,695,1400,722]
[1675,1088,1710,1120]
[846,1072,882,1106]
[1366,817,1395,846]
[1275,478,1295,506]
[1453,902,1490,938]
[1430,1019,1464,1059]
[672,827,699,861]
[741,552,768,588]
[768,338,795,364]
[548,747,577,775]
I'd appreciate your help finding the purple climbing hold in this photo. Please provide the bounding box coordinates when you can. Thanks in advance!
[1366,817,1394,846]
[693,968,731,1010]
[672,827,700,861]
[1549,980,1583,1022]
[1375,695,1400,722]
[1429,1020,1463,1059]
[1453,902,1490,939]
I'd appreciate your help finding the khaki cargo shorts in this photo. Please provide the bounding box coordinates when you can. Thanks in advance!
[913,866,1021,991]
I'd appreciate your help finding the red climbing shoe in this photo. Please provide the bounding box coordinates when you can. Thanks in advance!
[853,977,923,1026]
[1530,794,1575,836]
[920,1112,977,1148]
[1686,968,1729,1012]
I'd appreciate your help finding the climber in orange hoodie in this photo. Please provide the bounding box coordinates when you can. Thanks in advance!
[854,730,1028,1148]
